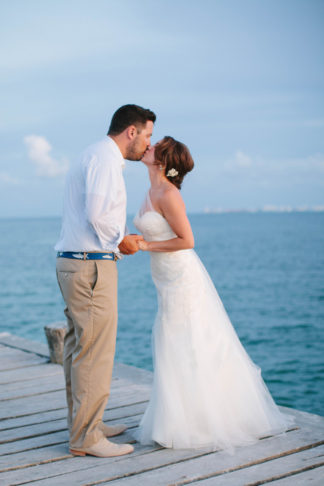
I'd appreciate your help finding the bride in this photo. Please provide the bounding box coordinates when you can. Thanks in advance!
[133,136,292,451]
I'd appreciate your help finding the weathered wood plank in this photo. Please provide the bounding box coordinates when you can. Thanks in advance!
[0,334,49,358]
[0,404,149,472]
[0,444,161,486]
[269,465,324,485]
[0,363,62,385]
[0,401,147,433]
[0,344,41,355]
[112,363,153,386]
[0,440,158,475]
[0,348,35,358]
[0,446,213,485]
[192,445,324,485]
[0,338,151,384]
[277,408,324,433]
[0,443,72,472]
[0,426,139,457]
[96,447,324,486]
[0,374,146,402]
[0,375,66,401]
[0,429,69,456]
[0,340,150,382]
[0,413,142,445]
[0,369,134,396]
[8,426,324,486]
[0,352,47,363]
[0,419,151,484]
[0,385,150,419]
[0,355,48,371]
[0,389,66,418]
[0,359,150,385]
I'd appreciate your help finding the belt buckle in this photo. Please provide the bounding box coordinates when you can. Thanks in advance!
[114,253,118,261]
[83,252,87,261]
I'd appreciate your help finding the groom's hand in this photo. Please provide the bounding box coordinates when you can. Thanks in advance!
[118,234,144,255]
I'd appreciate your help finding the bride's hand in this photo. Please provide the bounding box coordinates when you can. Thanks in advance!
[118,234,144,254]
[138,239,149,251]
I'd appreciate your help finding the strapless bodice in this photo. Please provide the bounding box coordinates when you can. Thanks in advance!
[133,210,177,242]
[133,210,195,285]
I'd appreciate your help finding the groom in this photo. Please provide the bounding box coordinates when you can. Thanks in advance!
[55,104,156,457]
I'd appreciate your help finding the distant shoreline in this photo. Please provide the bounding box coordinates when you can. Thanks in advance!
[203,206,324,214]
[1,209,324,220]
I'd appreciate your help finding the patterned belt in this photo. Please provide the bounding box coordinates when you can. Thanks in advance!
[57,251,117,261]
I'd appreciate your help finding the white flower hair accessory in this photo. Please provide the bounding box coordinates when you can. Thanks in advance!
[166,168,179,177]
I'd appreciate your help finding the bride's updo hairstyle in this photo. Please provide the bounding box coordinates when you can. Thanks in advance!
[154,136,194,190]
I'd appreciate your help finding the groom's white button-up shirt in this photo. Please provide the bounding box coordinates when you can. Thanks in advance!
[55,136,127,253]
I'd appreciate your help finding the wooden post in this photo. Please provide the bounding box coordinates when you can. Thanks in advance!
[44,322,67,365]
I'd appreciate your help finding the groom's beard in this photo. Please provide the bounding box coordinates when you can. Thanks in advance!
[125,139,147,161]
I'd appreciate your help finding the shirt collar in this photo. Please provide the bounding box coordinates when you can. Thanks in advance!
[104,136,126,168]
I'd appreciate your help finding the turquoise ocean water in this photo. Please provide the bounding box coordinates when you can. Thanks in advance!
[0,213,323,416]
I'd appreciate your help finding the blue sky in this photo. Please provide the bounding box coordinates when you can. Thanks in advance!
[0,0,323,216]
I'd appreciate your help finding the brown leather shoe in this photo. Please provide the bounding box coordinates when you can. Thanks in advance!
[70,438,134,457]
[100,422,127,437]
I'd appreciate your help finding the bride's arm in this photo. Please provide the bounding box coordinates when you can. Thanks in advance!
[139,189,194,252]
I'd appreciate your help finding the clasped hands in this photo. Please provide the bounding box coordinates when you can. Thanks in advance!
[118,234,149,255]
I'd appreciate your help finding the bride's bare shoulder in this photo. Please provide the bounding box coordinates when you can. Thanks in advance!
[160,184,185,211]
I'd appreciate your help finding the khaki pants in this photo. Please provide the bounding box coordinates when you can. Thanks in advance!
[56,257,118,450]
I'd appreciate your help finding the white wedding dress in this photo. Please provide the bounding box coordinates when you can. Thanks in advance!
[133,193,293,451]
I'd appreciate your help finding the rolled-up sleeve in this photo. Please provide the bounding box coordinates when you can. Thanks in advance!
[84,154,126,251]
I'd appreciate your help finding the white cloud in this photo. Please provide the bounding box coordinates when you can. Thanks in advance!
[234,150,253,168]
[224,150,253,172]
[0,171,21,185]
[222,151,324,180]
[24,135,68,177]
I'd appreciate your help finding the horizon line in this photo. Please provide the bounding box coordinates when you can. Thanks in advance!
[1,206,324,220]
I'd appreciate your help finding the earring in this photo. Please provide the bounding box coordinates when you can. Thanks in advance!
[159,165,163,171]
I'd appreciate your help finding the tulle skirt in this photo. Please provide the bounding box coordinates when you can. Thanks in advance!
[135,249,293,451]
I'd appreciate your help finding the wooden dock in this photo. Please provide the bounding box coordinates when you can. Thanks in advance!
[0,333,323,485]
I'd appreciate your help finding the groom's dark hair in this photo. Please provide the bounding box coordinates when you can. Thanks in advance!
[108,104,156,135]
